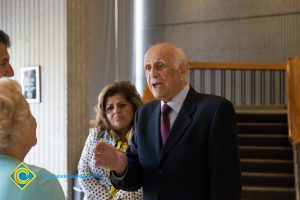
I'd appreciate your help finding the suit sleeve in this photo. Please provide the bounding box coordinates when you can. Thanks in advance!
[110,110,142,191]
[208,99,242,200]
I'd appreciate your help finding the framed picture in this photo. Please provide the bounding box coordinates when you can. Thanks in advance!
[20,65,41,103]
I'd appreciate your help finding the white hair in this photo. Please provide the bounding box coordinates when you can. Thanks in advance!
[174,46,188,67]
[0,78,30,149]
[146,43,189,70]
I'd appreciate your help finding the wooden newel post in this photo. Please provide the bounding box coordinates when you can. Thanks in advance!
[286,55,300,144]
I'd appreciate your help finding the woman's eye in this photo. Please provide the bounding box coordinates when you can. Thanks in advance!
[106,106,113,112]
[118,103,127,108]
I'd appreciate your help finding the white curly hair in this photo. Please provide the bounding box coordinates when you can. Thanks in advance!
[0,78,31,149]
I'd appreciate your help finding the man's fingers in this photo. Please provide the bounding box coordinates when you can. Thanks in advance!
[94,141,114,154]
[93,141,121,171]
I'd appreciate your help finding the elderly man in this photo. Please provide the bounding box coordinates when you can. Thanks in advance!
[95,43,241,200]
[0,29,14,77]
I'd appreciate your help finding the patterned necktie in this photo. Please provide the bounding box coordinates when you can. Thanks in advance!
[160,104,172,144]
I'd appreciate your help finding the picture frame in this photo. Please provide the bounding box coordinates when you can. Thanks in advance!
[20,65,41,103]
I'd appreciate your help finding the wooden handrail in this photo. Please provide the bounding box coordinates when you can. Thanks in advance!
[143,61,286,103]
[188,61,286,71]
[286,55,300,144]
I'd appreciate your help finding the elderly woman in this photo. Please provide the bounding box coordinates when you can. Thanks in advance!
[78,81,143,200]
[0,78,65,199]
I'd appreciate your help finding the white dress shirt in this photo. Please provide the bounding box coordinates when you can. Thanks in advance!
[160,83,190,129]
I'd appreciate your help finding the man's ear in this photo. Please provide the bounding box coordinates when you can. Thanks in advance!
[179,62,188,74]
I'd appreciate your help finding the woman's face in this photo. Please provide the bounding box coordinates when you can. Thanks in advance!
[105,93,134,135]
[19,97,37,149]
[21,111,37,149]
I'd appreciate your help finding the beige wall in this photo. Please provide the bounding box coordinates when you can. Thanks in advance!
[67,0,89,198]
[89,0,134,119]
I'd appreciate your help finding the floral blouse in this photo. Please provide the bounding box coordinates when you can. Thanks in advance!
[78,128,142,200]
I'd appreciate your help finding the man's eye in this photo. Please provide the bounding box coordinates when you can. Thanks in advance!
[156,62,165,69]
[145,65,151,71]
[0,62,6,68]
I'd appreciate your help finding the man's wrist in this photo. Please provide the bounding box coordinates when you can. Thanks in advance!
[115,151,128,176]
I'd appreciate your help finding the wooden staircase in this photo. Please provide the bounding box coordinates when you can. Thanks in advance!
[237,110,296,200]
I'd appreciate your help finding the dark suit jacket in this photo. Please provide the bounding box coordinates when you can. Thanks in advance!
[111,87,241,200]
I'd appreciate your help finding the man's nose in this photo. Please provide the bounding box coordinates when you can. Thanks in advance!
[148,66,158,77]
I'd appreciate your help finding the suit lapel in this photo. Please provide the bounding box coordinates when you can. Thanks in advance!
[150,102,164,156]
[159,88,197,164]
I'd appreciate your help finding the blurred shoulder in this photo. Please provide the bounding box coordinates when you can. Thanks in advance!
[186,88,234,116]
[26,165,64,198]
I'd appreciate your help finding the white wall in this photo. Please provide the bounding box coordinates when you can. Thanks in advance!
[0,0,89,198]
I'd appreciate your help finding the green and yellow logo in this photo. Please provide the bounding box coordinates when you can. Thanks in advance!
[8,162,36,190]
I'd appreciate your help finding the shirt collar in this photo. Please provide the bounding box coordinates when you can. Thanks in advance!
[161,84,190,114]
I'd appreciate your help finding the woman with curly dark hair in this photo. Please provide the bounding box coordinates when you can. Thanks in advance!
[78,80,142,200]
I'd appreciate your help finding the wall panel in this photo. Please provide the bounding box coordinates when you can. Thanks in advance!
[144,0,300,106]
[0,0,68,194]
[1,0,89,199]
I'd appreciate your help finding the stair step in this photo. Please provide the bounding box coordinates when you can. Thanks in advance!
[238,123,288,134]
[241,158,294,173]
[239,134,290,146]
[236,113,287,123]
[236,110,295,199]
[242,186,295,200]
[242,172,294,187]
[240,146,293,160]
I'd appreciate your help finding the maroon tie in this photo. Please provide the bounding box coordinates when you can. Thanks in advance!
[161,104,172,144]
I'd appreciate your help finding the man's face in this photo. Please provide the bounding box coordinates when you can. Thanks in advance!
[0,43,14,77]
[144,44,187,102]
